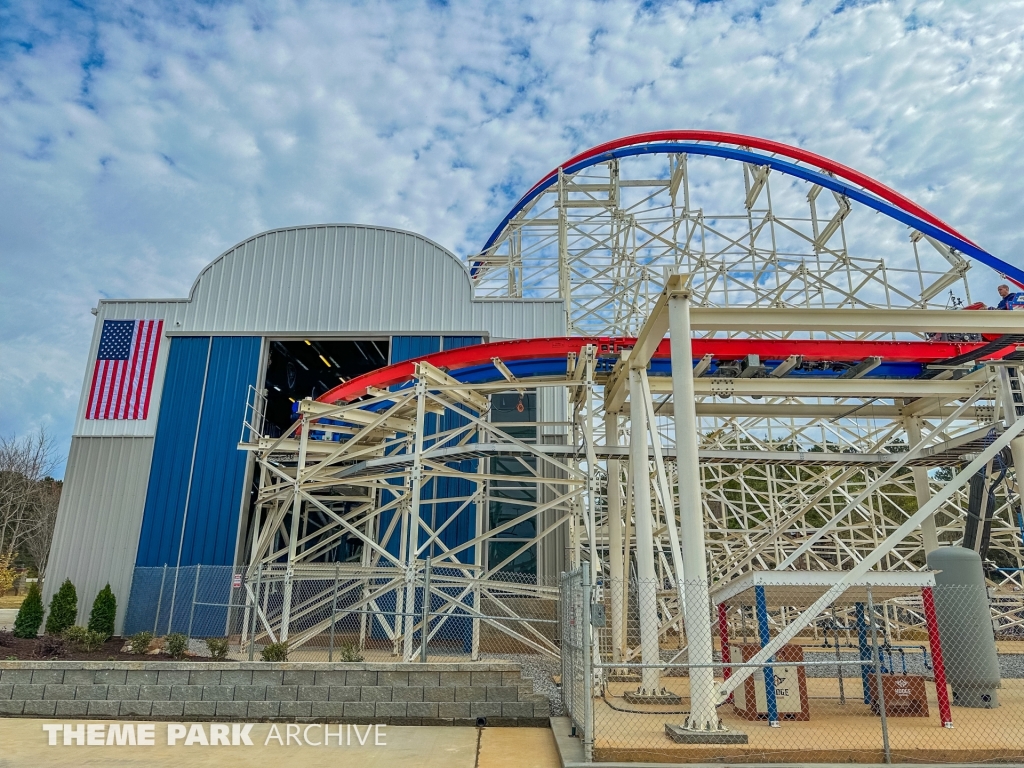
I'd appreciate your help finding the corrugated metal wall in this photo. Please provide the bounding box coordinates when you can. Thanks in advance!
[44,437,155,632]
[180,226,563,337]
[135,337,210,567]
[442,336,483,351]
[135,336,261,568]
[390,336,441,364]
[178,336,261,566]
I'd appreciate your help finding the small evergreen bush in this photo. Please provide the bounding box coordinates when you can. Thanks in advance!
[44,578,78,636]
[13,582,44,638]
[261,641,289,662]
[127,631,153,655]
[165,632,189,659]
[87,584,116,640]
[205,637,230,661]
[62,625,106,652]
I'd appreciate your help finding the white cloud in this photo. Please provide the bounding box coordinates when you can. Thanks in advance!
[2,0,1024,473]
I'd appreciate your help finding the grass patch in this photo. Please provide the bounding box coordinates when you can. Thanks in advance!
[0,595,26,609]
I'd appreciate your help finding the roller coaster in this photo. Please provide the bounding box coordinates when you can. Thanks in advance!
[238,133,1024,708]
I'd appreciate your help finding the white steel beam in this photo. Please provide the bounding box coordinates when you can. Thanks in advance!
[905,416,940,553]
[687,308,1024,334]
[629,366,662,695]
[649,377,985,399]
[628,273,691,370]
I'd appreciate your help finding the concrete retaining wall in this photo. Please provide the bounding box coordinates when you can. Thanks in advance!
[0,661,550,726]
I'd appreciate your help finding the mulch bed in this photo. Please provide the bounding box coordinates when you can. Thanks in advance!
[0,635,215,662]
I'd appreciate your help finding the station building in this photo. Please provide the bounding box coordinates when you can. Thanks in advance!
[47,224,564,631]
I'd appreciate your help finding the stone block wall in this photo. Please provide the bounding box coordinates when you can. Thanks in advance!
[0,661,550,726]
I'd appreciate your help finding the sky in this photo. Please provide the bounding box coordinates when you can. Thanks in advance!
[2,0,1024,476]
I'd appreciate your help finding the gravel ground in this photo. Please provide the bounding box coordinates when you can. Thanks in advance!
[463,648,1024,718]
[482,653,562,715]
[787,648,1024,679]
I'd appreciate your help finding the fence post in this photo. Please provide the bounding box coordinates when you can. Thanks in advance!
[755,584,779,727]
[582,566,594,762]
[154,564,168,635]
[167,562,182,635]
[329,562,340,662]
[867,587,891,764]
[249,562,263,661]
[187,565,201,640]
[559,572,567,719]
[857,602,872,704]
[921,586,953,728]
[420,557,432,663]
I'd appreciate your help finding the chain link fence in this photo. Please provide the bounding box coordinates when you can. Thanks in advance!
[124,564,561,671]
[560,568,593,759]
[123,564,1024,762]
[558,574,1024,764]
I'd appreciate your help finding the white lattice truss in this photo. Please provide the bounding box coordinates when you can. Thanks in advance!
[238,153,1024,666]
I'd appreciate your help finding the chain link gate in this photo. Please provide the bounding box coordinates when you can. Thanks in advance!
[560,567,594,760]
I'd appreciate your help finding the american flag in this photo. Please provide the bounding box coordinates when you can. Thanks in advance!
[86,319,163,420]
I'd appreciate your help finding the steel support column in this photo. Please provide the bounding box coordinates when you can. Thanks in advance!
[280,413,309,641]
[402,378,428,661]
[669,284,722,731]
[906,416,940,554]
[605,413,625,663]
[629,366,662,695]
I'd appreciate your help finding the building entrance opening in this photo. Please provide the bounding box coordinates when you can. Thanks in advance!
[262,339,389,435]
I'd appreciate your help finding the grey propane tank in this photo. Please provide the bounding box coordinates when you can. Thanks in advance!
[926,546,1000,708]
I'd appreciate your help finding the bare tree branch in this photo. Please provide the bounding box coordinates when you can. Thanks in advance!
[0,429,61,573]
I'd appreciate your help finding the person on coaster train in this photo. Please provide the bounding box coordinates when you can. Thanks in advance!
[995,284,1024,310]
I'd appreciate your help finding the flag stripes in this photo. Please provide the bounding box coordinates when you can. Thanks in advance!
[85,319,163,420]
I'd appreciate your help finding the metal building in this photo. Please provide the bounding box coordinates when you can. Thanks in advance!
[46,224,564,631]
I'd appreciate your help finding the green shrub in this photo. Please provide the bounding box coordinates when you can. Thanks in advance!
[261,641,289,662]
[44,578,77,636]
[126,631,153,655]
[205,637,230,661]
[165,632,189,660]
[62,625,89,644]
[62,625,106,652]
[34,634,67,659]
[87,584,117,640]
[13,583,43,638]
[338,640,364,662]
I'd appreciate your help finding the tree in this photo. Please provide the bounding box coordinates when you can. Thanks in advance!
[44,578,77,635]
[87,584,117,640]
[0,551,16,595]
[22,477,61,577]
[0,429,62,575]
[13,582,44,638]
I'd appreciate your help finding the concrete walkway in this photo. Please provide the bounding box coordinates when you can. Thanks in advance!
[0,609,18,630]
[0,719,559,768]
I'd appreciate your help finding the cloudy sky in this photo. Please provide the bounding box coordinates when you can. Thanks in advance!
[3,0,1024,475]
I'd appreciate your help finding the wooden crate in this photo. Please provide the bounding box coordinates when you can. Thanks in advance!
[867,674,930,717]
[731,643,810,721]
